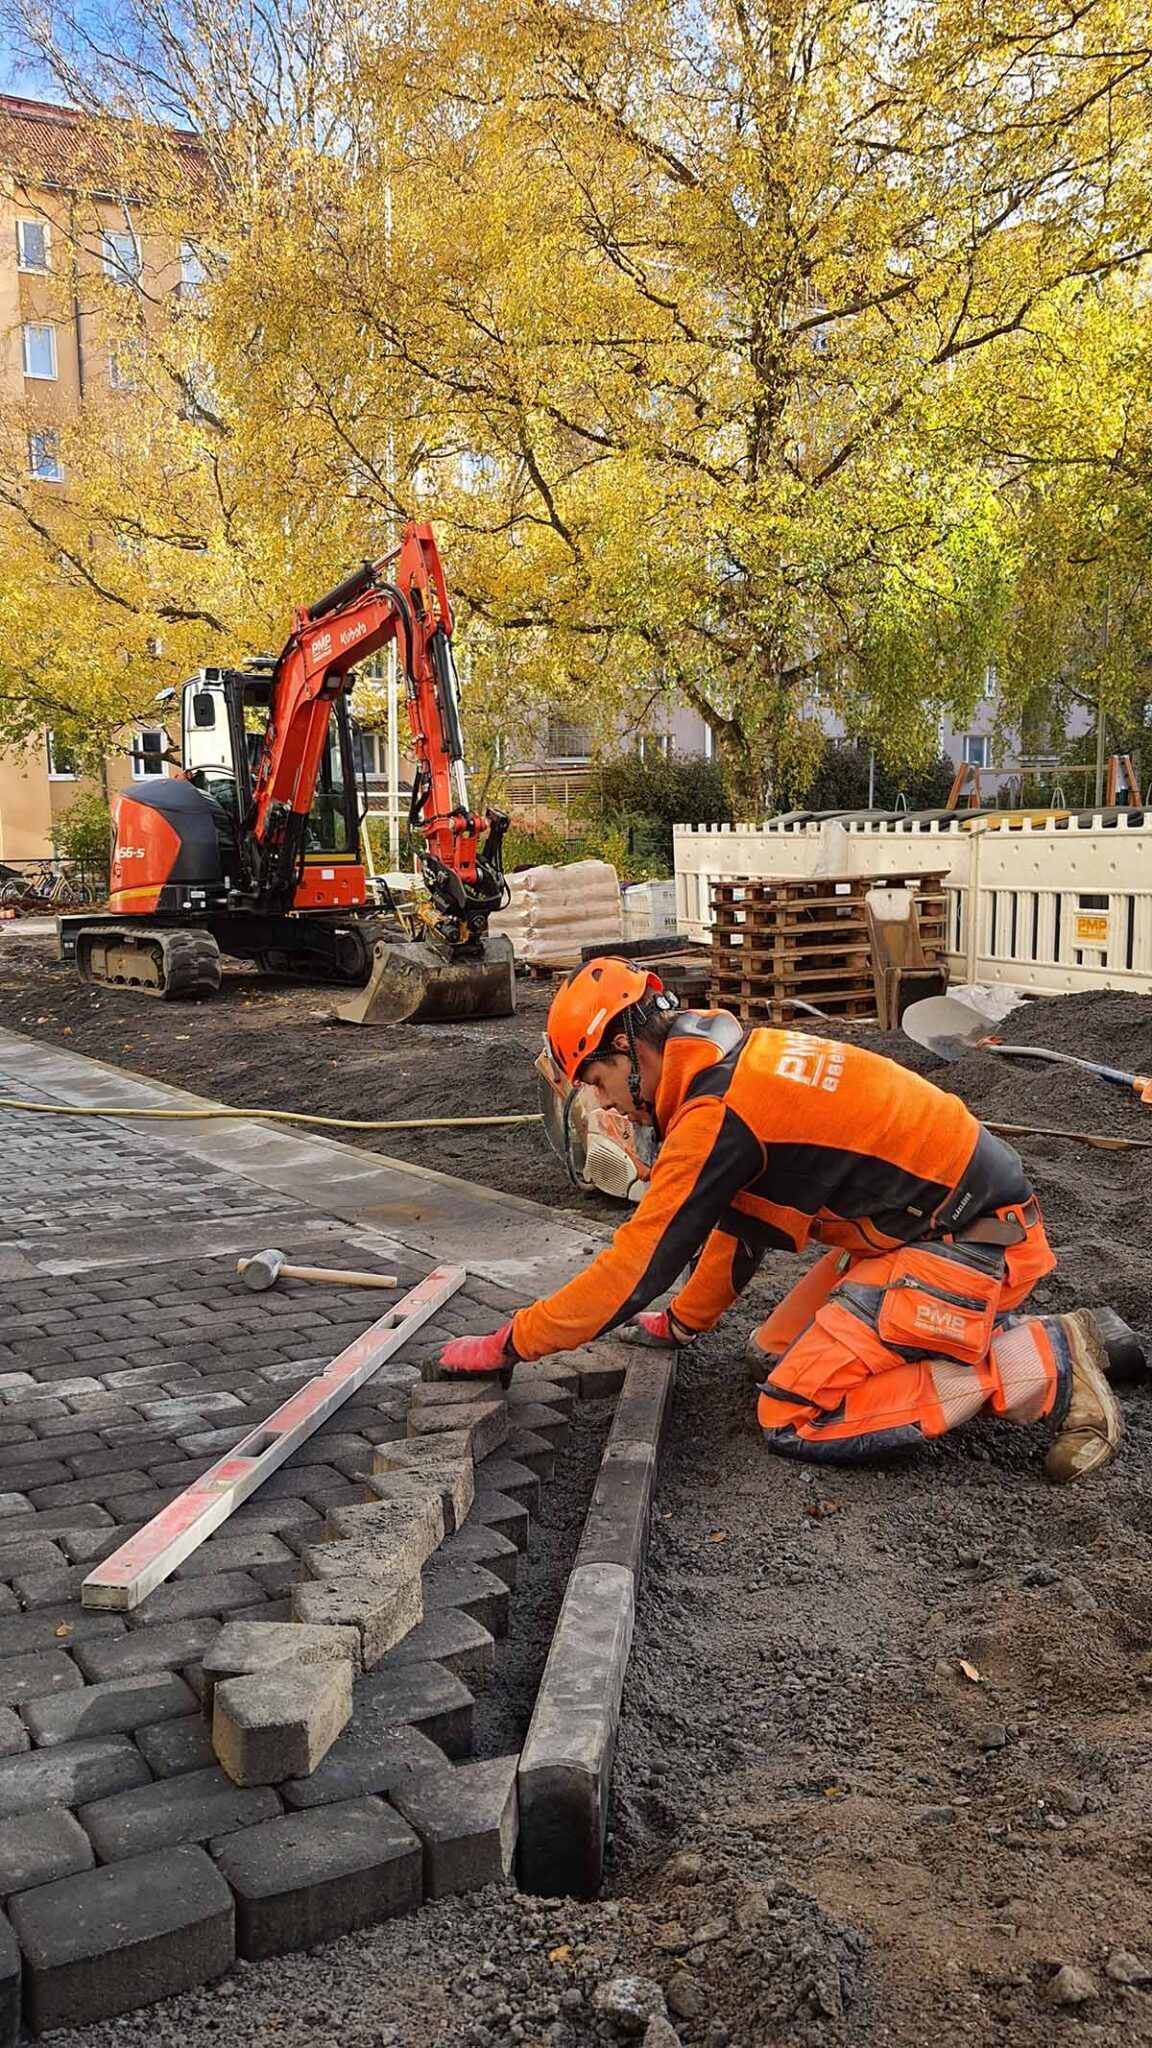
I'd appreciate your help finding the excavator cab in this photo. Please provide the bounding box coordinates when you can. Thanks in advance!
[182,669,366,905]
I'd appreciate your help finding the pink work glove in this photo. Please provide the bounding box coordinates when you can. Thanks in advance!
[619,1309,694,1349]
[438,1321,516,1378]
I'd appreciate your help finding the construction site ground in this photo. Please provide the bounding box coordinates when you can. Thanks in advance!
[1,931,1151,2048]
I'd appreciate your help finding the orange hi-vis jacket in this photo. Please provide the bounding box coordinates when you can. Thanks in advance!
[510,1011,1034,1361]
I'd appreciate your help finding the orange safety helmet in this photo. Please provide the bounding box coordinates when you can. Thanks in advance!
[546,957,666,1084]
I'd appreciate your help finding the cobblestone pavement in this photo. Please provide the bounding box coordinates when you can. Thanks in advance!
[0,1036,603,2038]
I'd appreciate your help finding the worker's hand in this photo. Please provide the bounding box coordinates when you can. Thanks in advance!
[619,1309,695,1349]
[438,1322,517,1378]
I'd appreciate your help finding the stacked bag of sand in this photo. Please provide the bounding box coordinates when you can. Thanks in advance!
[489,859,623,966]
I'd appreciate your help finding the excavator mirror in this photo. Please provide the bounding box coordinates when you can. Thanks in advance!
[191,692,216,728]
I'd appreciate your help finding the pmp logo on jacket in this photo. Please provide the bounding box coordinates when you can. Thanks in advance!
[913,1301,969,1342]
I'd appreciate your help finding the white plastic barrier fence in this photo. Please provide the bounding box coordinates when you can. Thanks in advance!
[674,814,1152,995]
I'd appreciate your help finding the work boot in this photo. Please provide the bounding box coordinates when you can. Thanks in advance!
[744,1326,783,1384]
[1044,1310,1123,1484]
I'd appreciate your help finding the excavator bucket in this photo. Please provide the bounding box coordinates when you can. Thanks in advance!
[331,935,516,1026]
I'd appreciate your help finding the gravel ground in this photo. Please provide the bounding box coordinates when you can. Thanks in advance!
[5,954,1152,2046]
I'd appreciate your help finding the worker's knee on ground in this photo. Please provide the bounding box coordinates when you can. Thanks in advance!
[744,1326,780,1381]
[760,1420,924,1466]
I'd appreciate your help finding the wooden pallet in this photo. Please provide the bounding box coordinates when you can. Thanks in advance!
[708,872,947,1026]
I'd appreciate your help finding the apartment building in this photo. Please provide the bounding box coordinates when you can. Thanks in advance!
[0,93,204,863]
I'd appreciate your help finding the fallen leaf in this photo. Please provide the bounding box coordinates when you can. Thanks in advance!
[548,1945,572,1964]
[823,1785,843,1799]
[805,1499,838,1519]
[54,1624,71,1638]
[957,1659,981,1683]
[707,1529,727,1543]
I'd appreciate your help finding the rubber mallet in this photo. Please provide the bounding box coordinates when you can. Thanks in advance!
[237,1249,399,1293]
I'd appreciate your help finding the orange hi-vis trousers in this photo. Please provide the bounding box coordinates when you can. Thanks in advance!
[751,1203,1062,1464]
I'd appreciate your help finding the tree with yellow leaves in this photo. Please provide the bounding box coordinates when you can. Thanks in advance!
[3,0,1151,807]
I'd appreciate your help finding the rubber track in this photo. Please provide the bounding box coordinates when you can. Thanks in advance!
[156,928,222,999]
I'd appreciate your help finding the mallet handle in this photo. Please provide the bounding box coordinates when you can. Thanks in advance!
[235,1259,398,1289]
[282,1264,399,1289]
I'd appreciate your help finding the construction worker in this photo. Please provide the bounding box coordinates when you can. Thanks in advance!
[439,960,1122,1481]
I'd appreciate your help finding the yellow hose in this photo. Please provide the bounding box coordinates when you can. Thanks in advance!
[0,1097,542,1132]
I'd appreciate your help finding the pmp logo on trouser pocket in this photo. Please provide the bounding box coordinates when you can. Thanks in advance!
[913,1302,969,1343]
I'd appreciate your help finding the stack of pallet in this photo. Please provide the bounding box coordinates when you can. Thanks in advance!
[708,872,948,1024]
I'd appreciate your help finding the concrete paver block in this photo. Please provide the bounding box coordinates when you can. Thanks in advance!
[136,1714,216,1778]
[301,1520,433,1588]
[475,1457,540,1513]
[213,1663,353,1786]
[0,1609,122,1661]
[174,1533,294,1581]
[9,1843,234,2032]
[75,1619,220,1685]
[209,1797,421,1959]
[407,1400,507,1461]
[21,1672,196,1749]
[0,1911,17,2048]
[471,1488,530,1552]
[364,1455,474,1535]
[504,1427,556,1481]
[0,1808,94,1902]
[392,1755,518,1898]
[200,1619,361,1715]
[0,1734,150,1820]
[518,1562,635,1899]
[507,1377,574,1417]
[0,1711,28,1758]
[383,1609,495,1692]
[78,1764,282,1862]
[506,1402,571,1449]
[511,1358,580,1396]
[121,1571,263,1627]
[324,1492,444,1559]
[423,1559,510,1639]
[280,1722,446,1811]
[441,1521,518,1587]
[292,1566,422,1670]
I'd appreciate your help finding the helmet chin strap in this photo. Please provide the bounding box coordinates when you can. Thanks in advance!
[622,1005,647,1113]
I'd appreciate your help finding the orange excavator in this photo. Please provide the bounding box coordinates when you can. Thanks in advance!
[57,520,515,1023]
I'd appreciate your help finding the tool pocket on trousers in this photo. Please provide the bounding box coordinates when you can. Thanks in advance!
[876,1242,1004,1365]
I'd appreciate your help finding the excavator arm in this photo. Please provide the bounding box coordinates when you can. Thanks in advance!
[248,520,507,943]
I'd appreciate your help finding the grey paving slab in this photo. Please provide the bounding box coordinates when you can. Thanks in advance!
[78,1765,282,1861]
[0,1807,94,1901]
[392,1755,519,1898]
[9,1844,234,2031]
[210,1797,422,1959]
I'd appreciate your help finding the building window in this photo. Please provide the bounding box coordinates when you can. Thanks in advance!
[28,430,62,483]
[352,730,382,777]
[46,732,78,779]
[132,728,167,777]
[16,218,49,271]
[103,228,141,286]
[108,338,141,391]
[545,718,591,761]
[179,240,207,292]
[637,732,673,763]
[22,323,57,380]
[962,733,991,768]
